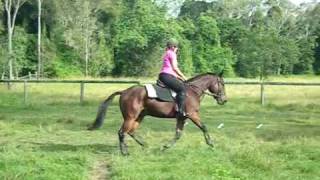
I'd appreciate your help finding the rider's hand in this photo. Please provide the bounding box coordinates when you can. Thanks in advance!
[179,76,187,82]
[182,75,187,81]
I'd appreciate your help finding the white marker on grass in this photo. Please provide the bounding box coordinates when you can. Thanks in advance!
[256,124,263,129]
[217,123,224,129]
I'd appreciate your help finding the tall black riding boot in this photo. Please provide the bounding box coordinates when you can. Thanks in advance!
[176,92,186,117]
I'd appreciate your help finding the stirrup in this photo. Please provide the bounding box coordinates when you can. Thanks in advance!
[175,104,187,117]
[176,110,187,117]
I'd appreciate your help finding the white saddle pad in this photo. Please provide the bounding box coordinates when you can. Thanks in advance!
[145,84,177,98]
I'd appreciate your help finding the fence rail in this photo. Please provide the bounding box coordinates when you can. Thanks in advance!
[224,81,320,105]
[1,79,320,105]
[1,79,140,104]
[0,79,141,84]
[225,81,320,86]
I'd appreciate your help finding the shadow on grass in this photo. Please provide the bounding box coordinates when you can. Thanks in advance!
[256,125,320,142]
[31,142,118,154]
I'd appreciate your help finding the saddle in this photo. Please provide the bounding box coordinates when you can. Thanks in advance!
[144,80,177,102]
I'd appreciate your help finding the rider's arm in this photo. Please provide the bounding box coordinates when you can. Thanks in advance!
[171,55,187,81]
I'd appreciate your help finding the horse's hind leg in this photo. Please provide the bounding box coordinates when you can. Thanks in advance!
[128,113,146,147]
[129,123,145,147]
[118,119,135,155]
[162,117,186,150]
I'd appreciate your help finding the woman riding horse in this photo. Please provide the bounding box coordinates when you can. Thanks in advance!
[159,38,188,117]
[88,72,227,155]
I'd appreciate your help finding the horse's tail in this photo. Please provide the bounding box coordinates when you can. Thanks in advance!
[88,91,122,130]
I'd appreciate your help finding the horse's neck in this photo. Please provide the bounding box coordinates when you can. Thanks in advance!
[189,76,212,93]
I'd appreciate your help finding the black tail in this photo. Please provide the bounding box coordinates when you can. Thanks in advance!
[88,91,122,130]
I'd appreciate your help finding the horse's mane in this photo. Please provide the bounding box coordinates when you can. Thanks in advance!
[186,73,217,83]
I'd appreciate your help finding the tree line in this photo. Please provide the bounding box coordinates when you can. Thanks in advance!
[0,0,319,79]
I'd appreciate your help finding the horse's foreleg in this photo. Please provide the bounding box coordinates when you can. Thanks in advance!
[201,123,213,147]
[162,118,186,150]
[189,114,214,147]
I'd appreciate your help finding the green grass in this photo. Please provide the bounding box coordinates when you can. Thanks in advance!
[0,79,320,180]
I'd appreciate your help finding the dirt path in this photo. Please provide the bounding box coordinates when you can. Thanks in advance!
[89,160,110,180]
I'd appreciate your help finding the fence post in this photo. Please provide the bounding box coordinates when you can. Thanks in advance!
[80,82,85,104]
[24,80,27,104]
[260,82,265,106]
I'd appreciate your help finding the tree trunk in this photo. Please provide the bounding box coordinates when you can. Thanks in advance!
[8,29,13,80]
[4,0,26,87]
[84,16,90,77]
[85,37,89,77]
[5,0,14,81]
[37,0,42,79]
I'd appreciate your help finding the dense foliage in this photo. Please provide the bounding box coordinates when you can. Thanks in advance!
[0,0,319,78]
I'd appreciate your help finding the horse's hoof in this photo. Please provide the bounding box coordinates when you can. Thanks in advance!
[87,125,93,130]
[121,151,129,156]
[141,143,148,148]
[207,142,214,148]
[160,145,170,151]
[87,124,98,131]
[206,140,214,148]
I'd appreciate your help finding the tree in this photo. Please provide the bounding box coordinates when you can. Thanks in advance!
[89,30,114,76]
[12,26,35,76]
[112,0,167,76]
[314,37,320,74]
[217,18,249,49]
[0,1,5,78]
[179,0,213,20]
[192,15,235,75]
[286,2,320,74]
[4,0,27,80]
[53,0,98,77]
[0,0,318,78]
[175,19,195,75]
[236,31,275,78]
[236,29,299,78]
[155,0,184,17]
[37,0,42,79]
[293,37,315,74]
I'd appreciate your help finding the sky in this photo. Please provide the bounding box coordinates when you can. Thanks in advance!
[162,0,320,17]
[290,0,319,5]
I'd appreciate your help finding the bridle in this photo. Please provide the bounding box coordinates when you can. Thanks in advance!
[187,77,224,99]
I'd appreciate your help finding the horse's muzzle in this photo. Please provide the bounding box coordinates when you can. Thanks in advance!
[217,96,227,105]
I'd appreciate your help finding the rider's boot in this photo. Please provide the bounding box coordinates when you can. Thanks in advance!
[176,92,186,117]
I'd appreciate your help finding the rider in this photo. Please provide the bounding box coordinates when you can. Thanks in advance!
[159,38,188,117]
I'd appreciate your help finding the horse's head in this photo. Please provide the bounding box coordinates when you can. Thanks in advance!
[187,73,227,105]
[208,75,227,105]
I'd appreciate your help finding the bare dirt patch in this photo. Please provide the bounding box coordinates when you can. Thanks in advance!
[89,160,110,180]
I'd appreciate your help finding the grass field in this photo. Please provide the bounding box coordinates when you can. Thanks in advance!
[0,78,320,180]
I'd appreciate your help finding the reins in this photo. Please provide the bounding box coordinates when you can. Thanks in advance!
[186,81,220,99]
[203,91,219,98]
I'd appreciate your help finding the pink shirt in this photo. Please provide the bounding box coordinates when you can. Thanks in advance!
[160,49,178,77]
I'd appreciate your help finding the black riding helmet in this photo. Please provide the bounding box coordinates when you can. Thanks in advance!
[166,38,179,49]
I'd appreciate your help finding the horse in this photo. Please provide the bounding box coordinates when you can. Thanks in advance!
[88,73,227,155]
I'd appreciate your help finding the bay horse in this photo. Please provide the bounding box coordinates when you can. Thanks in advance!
[88,73,227,155]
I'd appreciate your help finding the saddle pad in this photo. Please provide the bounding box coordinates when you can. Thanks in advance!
[145,84,176,102]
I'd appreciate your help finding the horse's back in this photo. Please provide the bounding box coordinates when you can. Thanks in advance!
[120,85,146,103]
